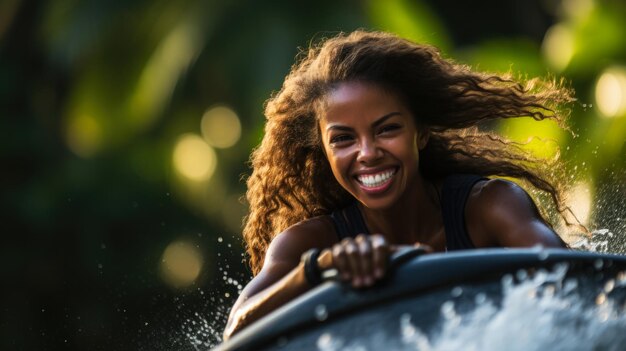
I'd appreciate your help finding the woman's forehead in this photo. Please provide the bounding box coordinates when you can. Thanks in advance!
[319,82,409,123]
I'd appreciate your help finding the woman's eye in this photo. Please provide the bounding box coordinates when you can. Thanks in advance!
[330,134,353,144]
[378,124,400,134]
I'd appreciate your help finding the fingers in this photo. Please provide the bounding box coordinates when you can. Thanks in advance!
[328,236,435,288]
[355,235,373,286]
[371,235,388,279]
[331,234,388,288]
[332,242,350,281]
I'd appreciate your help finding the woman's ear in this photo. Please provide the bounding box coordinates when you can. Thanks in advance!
[417,128,430,150]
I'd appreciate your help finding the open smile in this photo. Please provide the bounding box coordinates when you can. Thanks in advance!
[355,167,398,192]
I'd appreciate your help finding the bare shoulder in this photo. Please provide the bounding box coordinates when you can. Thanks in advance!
[265,215,338,266]
[465,178,564,248]
[468,178,535,213]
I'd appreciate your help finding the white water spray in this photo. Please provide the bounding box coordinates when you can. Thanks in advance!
[316,264,626,351]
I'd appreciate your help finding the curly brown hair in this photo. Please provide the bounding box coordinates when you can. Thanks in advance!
[243,30,579,275]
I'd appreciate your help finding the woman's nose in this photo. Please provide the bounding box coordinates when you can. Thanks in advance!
[356,139,382,164]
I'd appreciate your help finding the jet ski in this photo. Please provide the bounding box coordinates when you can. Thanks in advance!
[214,248,626,351]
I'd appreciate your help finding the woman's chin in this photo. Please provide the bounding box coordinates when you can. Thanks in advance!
[355,194,399,211]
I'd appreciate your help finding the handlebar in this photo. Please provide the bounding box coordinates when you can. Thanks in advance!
[320,246,430,282]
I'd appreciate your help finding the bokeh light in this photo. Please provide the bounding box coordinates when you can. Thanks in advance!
[542,24,574,72]
[65,114,102,158]
[595,67,626,118]
[200,106,242,149]
[160,240,204,288]
[173,133,217,181]
[561,0,594,20]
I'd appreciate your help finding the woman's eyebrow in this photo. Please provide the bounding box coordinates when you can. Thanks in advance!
[326,124,353,132]
[326,112,402,132]
[372,112,402,127]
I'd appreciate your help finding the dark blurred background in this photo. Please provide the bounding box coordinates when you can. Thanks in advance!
[1,0,625,349]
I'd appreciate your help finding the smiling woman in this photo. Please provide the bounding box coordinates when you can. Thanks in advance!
[319,82,427,212]
[223,30,580,339]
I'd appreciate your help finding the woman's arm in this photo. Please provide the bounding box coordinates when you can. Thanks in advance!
[224,219,393,340]
[223,223,325,340]
[466,179,567,248]
[223,259,312,339]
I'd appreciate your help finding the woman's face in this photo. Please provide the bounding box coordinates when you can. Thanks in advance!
[319,81,428,210]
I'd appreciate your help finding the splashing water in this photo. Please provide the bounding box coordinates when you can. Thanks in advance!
[578,168,626,255]
[314,265,626,351]
[571,229,614,253]
[168,235,250,350]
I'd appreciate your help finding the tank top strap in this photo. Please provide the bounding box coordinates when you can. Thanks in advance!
[441,174,488,251]
[330,202,370,240]
[346,202,369,236]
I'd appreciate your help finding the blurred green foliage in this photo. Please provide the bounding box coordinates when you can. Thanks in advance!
[1,0,625,349]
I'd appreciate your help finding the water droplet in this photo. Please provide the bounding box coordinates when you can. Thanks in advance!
[451,286,463,297]
[475,293,487,304]
[502,274,513,286]
[316,333,336,349]
[218,237,223,243]
[596,293,607,305]
[594,259,604,270]
[617,271,626,284]
[441,301,455,319]
[315,304,328,321]
[516,269,528,281]
[400,313,417,340]
[604,279,615,293]
[563,278,578,293]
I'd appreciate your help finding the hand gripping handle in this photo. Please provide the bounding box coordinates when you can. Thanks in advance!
[320,246,429,282]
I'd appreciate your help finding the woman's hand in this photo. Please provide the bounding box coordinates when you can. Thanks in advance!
[318,234,433,288]
[316,234,388,288]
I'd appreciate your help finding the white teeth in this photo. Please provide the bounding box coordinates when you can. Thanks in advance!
[358,170,395,188]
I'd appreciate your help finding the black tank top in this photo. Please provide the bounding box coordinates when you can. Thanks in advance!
[329,174,487,251]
